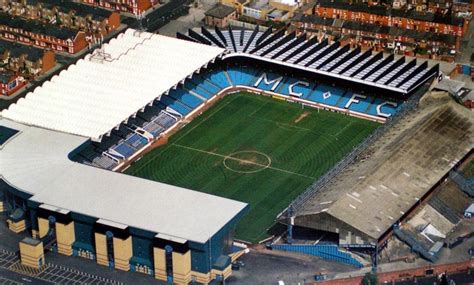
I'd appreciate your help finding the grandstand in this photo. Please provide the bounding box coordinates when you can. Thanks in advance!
[0,25,447,284]
[283,97,473,252]
[179,26,439,96]
[0,29,249,285]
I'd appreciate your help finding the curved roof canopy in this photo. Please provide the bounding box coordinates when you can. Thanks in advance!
[1,29,225,140]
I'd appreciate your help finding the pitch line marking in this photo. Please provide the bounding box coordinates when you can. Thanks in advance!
[223,150,272,174]
[173,144,316,179]
[128,95,240,175]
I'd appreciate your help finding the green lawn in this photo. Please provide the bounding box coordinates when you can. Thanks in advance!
[126,92,379,242]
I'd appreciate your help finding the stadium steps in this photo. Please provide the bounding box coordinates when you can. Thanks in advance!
[187,89,207,101]
[196,83,218,97]
[271,244,364,268]
[188,77,219,97]
[168,90,204,109]
[275,77,290,94]
[334,90,350,108]
[302,83,318,99]
[363,97,377,114]
[203,78,223,93]
[92,155,117,170]
[245,68,261,86]
[80,147,98,162]
[429,196,461,225]
[143,121,164,137]
[224,70,233,86]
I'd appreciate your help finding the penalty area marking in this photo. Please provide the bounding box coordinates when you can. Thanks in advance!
[173,144,315,179]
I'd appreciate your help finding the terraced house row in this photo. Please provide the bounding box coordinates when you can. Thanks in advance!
[0,38,56,96]
[79,0,158,14]
[293,0,471,61]
[0,0,121,54]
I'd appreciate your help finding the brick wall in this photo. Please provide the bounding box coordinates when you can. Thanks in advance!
[315,259,473,285]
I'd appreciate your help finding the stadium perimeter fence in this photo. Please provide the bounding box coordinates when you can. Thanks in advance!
[280,87,427,219]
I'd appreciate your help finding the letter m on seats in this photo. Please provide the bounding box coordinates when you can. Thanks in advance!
[254,72,283,91]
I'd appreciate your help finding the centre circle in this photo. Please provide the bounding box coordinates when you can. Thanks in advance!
[223,151,272,174]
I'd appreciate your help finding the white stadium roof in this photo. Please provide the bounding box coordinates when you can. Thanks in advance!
[0,119,247,243]
[1,29,225,140]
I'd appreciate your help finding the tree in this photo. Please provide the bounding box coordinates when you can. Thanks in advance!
[362,271,378,285]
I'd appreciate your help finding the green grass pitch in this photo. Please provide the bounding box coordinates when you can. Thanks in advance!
[125,92,379,243]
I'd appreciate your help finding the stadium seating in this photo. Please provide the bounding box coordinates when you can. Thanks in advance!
[207,70,231,89]
[111,142,136,159]
[227,67,259,86]
[253,72,284,91]
[272,243,364,268]
[92,155,117,170]
[306,84,345,106]
[366,98,400,117]
[143,121,165,137]
[154,111,177,129]
[183,80,212,100]
[341,94,373,113]
[168,89,204,109]
[278,77,315,99]
[75,65,405,171]
[160,95,192,116]
[125,133,148,149]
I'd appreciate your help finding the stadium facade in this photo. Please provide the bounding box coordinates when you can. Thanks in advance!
[0,27,442,283]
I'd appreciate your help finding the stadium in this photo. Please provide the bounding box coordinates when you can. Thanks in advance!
[1,27,470,284]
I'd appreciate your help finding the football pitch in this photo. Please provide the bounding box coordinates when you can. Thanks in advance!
[126,92,379,242]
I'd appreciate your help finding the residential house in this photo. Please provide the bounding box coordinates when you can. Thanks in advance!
[205,4,237,28]
[0,12,88,54]
[0,72,25,96]
[79,0,157,14]
[0,39,56,77]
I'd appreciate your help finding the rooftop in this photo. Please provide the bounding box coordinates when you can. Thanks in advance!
[0,12,80,40]
[293,14,457,45]
[187,26,438,94]
[1,29,225,140]
[248,0,272,10]
[0,119,247,244]
[0,39,46,62]
[0,72,15,83]
[316,0,465,26]
[294,99,473,240]
[28,0,113,20]
[205,4,236,19]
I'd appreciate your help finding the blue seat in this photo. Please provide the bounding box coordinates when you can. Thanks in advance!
[253,72,283,91]
[227,68,242,85]
[279,77,315,98]
[169,89,203,109]
[342,94,373,113]
[307,84,345,106]
[239,68,259,85]
[367,98,400,118]
[143,121,165,136]
[126,133,148,149]
[335,91,353,109]
[154,111,177,129]
[208,71,231,89]
[199,80,221,96]
[184,81,212,99]
[112,143,135,158]
[160,96,191,116]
